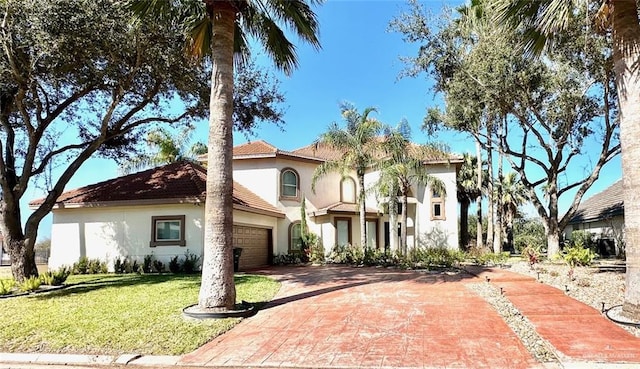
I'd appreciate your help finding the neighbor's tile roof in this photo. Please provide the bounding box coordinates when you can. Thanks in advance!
[233,140,279,156]
[569,180,624,224]
[29,161,284,218]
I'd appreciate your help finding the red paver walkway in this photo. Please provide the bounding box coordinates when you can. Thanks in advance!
[472,266,640,364]
[180,266,539,369]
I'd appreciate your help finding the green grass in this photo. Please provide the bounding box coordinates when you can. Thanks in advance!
[0,273,279,355]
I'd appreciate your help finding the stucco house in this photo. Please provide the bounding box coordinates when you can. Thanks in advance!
[564,180,624,256]
[33,139,462,271]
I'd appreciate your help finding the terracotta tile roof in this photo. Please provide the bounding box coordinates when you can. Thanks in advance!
[569,180,624,224]
[233,140,279,156]
[311,202,380,217]
[232,139,324,163]
[291,139,463,164]
[29,161,284,218]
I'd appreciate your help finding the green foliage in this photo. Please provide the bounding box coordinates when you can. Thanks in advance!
[327,244,364,265]
[0,279,15,295]
[410,247,466,268]
[304,232,325,264]
[513,218,546,253]
[114,258,133,274]
[168,256,181,274]
[470,252,510,266]
[568,230,595,251]
[153,260,165,273]
[40,267,70,286]
[72,256,90,275]
[563,244,596,267]
[181,251,201,274]
[272,254,304,265]
[19,276,41,292]
[73,257,106,275]
[143,255,154,274]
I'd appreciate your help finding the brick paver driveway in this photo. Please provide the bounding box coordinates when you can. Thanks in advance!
[180,266,539,369]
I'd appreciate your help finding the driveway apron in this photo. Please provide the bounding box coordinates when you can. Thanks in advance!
[179,266,537,369]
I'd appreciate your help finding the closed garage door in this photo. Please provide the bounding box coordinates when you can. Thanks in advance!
[233,225,271,270]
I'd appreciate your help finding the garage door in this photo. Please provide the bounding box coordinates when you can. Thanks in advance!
[233,225,271,270]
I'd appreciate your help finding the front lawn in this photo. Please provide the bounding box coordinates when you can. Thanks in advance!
[0,273,279,355]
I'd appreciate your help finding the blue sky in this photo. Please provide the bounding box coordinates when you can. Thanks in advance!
[26,0,622,239]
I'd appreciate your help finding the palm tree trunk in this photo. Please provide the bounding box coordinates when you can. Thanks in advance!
[199,2,236,310]
[359,172,367,249]
[389,192,398,253]
[494,129,504,253]
[612,1,640,319]
[475,139,483,248]
[486,131,494,251]
[400,190,408,255]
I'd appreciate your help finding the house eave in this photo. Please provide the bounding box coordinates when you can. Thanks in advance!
[36,197,205,210]
[233,204,285,219]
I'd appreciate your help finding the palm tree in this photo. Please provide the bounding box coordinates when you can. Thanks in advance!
[132,0,321,310]
[119,126,207,174]
[490,0,640,321]
[312,104,382,250]
[379,122,447,254]
[498,172,527,252]
[457,153,480,250]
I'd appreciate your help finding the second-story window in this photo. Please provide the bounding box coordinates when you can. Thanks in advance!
[431,189,445,220]
[341,177,356,203]
[281,168,299,198]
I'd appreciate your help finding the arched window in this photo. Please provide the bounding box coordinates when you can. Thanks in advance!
[289,221,302,252]
[281,168,299,198]
[341,177,356,203]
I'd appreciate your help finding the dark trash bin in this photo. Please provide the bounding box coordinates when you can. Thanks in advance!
[233,247,243,272]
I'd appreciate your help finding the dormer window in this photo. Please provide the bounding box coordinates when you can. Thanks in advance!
[281,168,299,199]
[341,177,356,203]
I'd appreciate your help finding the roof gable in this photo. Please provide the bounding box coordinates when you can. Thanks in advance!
[29,161,283,218]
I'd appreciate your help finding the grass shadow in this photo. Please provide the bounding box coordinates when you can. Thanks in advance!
[31,273,201,300]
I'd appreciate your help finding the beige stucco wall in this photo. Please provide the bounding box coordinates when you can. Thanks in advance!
[49,204,278,271]
[233,156,460,255]
[564,215,625,254]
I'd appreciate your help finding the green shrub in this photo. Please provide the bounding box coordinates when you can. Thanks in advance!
[143,255,154,273]
[182,251,200,274]
[563,244,596,267]
[88,259,107,274]
[72,256,89,274]
[569,230,595,250]
[19,276,41,292]
[152,260,164,273]
[73,257,106,274]
[411,247,465,268]
[327,244,364,265]
[168,255,181,273]
[40,267,71,286]
[0,279,15,295]
[362,248,402,267]
[272,253,303,265]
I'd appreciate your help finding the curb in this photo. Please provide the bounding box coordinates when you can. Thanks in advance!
[0,352,181,366]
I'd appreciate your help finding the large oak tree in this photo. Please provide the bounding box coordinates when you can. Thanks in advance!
[0,0,210,282]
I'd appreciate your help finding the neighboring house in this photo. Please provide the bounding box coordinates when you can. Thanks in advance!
[564,180,624,256]
[29,161,284,271]
[33,139,462,271]
[232,140,462,255]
